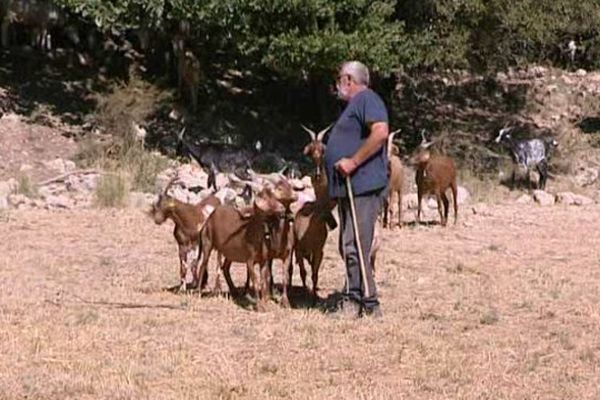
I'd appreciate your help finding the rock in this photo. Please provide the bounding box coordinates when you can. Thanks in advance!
[0,180,16,209]
[19,164,33,172]
[529,65,547,78]
[533,190,554,206]
[555,192,594,206]
[38,186,55,198]
[515,194,533,204]
[471,203,492,216]
[573,167,598,187]
[573,195,594,206]
[43,158,76,174]
[0,180,12,197]
[8,194,31,208]
[426,197,438,209]
[555,192,576,205]
[128,192,155,209]
[457,186,470,205]
[215,173,229,189]
[576,69,588,77]
[44,194,73,209]
[176,164,208,189]
[301,176,313,188]
[66,173,100,193]
[403,193,419,210]
[290,178,305,191]
[214,187,237,205]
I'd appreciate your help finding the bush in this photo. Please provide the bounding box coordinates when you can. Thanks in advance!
[94,172,130,208]
[17,175,38,198]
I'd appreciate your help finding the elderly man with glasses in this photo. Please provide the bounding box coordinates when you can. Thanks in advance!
[325,60,390,319]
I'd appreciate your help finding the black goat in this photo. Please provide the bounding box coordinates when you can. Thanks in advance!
[177,128,298,190]
[495,126,559,190]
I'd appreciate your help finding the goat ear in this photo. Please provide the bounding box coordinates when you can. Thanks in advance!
[301,124,316,141]
[303,144,312,156]
[254,194,269,212]
[316,124,332,141]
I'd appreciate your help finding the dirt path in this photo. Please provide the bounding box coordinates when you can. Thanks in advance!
[1,203,599,399]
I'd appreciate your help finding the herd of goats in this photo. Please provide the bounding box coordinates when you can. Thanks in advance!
[149,124,559,311]
[0,1,561,310]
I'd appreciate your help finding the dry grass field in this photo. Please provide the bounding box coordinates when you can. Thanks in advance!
[1,203,600,399]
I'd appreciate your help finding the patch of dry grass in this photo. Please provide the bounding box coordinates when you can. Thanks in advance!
[93,171,130,208]
[16,174,38,198]
[1,204,600,399]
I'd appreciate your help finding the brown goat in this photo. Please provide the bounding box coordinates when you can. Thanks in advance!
[288,201,328,305]
[411,132,458,226]
[149,178,221,291]
[301,124,333,212]
[382,129,404,229]
[286,124,336,295]
[197,186,290,311]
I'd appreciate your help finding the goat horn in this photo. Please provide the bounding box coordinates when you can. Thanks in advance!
[389,128,401,144]
[316,124,332,141]
[277,165,288,175]
[162,176,178,195]
[301,124,316,141]
[420,129,428,144]
[387,129,401,158]
[178,127,186,140]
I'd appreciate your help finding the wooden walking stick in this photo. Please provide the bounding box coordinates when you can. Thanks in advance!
[345,176,371,299]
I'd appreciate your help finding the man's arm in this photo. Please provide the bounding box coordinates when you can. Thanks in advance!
[336,121,389,176]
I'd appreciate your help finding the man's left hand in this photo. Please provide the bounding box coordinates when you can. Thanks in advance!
[335,157,358,177]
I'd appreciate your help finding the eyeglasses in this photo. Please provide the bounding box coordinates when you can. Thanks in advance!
[337,73,350,82]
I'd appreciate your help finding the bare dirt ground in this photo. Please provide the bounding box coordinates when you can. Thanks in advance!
[1,203,599,400]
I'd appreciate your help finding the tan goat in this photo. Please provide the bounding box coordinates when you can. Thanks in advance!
[149,178,221,291]
[197,186,292,311]
[411,131,458,226]
[382,129,404,229]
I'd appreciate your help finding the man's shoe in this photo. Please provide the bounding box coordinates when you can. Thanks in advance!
[363,305,383,319]
[327,299,361,320]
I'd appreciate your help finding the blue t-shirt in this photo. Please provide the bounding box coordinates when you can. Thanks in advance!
[324,89,389,198]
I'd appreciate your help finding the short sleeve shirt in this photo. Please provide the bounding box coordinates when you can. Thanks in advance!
[324,89,389,198]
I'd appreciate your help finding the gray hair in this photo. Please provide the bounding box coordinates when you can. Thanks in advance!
[340,61,370,86]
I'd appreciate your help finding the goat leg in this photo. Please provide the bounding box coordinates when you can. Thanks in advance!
[436,193,446,226]
[441,192,450,227]
[510,170,516,190]
[397,189,403,228]
[196,242,212,297]
[221,259,238,297]
[245,260,260,302]
[382,197,389,228]
[451,182,458,225]
[416,190,423,225]
[213,253,223,295]
[178,247,189,292]
[298,256,308,289]
[310,249,324,306]
[256,261,270,312]
[537,161,548,190]
[280,254,292,308]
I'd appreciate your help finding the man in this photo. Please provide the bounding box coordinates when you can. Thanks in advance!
[325,60,389,319]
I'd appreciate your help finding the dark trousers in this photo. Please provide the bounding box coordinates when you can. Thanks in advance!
[337,189,383,309]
